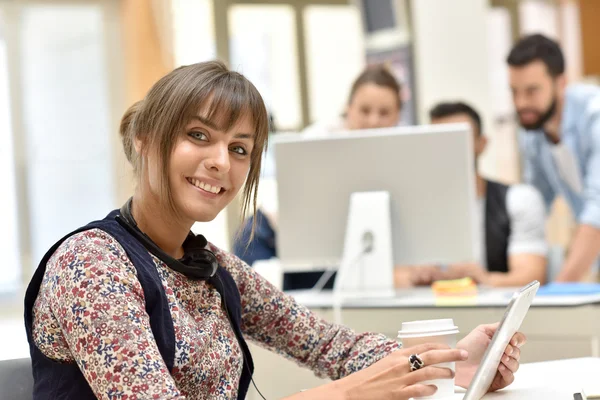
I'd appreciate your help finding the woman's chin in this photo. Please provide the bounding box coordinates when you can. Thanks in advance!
[187,212,218,224]
[177,199,223,224]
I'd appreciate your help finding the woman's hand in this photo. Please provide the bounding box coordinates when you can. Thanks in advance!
[455,323,526,391]
[333,343,468,400]
[394,265,443,288]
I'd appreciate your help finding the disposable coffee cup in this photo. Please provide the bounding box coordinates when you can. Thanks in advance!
[397,319,459,399]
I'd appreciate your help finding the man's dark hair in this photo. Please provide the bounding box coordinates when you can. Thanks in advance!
[507,34,565,77]
[429,102,483,136]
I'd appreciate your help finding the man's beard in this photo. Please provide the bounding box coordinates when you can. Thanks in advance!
[517,97,557,131]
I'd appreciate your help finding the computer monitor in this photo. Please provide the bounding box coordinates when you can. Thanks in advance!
[273,123,477,272]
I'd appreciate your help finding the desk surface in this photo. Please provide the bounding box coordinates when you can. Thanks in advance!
[288,287,600,309]
[454,357,600,399]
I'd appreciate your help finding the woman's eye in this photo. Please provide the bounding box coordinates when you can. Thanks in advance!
[189,131,208,141]
[231,146,247,155]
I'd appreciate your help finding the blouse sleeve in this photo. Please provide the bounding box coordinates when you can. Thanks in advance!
[211,247,399,380]
[36,229,184,400]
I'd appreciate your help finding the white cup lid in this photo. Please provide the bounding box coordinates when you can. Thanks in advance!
[397,319,459,339]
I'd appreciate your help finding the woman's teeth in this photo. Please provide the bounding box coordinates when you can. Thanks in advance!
[188,178,221,194]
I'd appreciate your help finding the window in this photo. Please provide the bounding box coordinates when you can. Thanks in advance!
[0,16,20,293]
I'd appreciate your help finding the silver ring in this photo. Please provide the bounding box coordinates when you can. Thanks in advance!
[409,354,425,372]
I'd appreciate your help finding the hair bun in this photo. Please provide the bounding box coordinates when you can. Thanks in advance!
[119,101,142,164]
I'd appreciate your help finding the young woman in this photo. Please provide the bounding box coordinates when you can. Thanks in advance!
[25,61,524,400]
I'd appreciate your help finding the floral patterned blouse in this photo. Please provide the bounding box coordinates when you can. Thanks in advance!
[32,228,398,399]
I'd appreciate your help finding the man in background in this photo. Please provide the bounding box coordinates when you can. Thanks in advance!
[423,102,548,287]
[507,34,600,282]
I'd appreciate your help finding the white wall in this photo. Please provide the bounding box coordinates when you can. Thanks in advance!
[20,5,115,268]
[487,7,521,183]
[410,0,495,177]
[519,0,559,39]
[559,0,583,83]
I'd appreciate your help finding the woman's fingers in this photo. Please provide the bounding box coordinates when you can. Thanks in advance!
[395,344,467,377]
[497,363,515,387]
[511,332,527,347]
[500,353,520,373]
[398,384,438,399]
[420,348,469,366]
[504,344,520,361]
[402,366,455,386]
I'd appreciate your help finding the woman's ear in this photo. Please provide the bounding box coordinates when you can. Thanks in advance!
[134,136,143,155]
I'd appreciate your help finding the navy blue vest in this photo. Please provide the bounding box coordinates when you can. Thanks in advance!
[24,210,253,399]
[485,180,511,273]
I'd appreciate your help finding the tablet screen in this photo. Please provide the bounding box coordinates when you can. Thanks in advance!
[462,281,539,400]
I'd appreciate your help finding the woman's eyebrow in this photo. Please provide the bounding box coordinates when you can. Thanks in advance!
[234,133,255,139]
[190,116,255,139]
[190,115,218,130]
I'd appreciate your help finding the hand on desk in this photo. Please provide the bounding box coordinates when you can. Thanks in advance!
[455,323,526,392]
[394,263,488,288]
[443,263,489,285]
[394,265,444,287]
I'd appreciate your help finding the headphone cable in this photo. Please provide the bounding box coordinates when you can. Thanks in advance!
[216,274,267,400]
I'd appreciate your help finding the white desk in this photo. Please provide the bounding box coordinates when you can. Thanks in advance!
[247,355,600,400]
[247,288,600,399]
[455,357,600,399]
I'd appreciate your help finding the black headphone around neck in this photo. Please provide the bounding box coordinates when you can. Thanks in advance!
[115,197,218,280]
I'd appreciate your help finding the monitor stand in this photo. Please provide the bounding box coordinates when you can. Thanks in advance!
[333,191,395,299]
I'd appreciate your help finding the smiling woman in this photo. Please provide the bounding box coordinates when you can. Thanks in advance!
[24,61,524,400]
[119,61,268,229]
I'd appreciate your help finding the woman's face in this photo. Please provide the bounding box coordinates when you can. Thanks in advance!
[345,83,400,130]
[144,109,255,224]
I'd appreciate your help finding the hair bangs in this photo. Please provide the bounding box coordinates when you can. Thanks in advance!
[192,74,252,133]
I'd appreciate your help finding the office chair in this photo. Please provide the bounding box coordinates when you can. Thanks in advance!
[0,357,33,400]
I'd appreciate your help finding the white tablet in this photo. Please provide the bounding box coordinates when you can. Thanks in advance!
[462,280,540,400]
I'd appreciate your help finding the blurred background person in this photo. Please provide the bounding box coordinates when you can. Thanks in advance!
[507,34,600,282]
[416,101,548,287]
[302,64,401,135]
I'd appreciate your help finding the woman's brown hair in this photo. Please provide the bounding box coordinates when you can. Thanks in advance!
[347,64,402,110]
[119,60,269,232]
